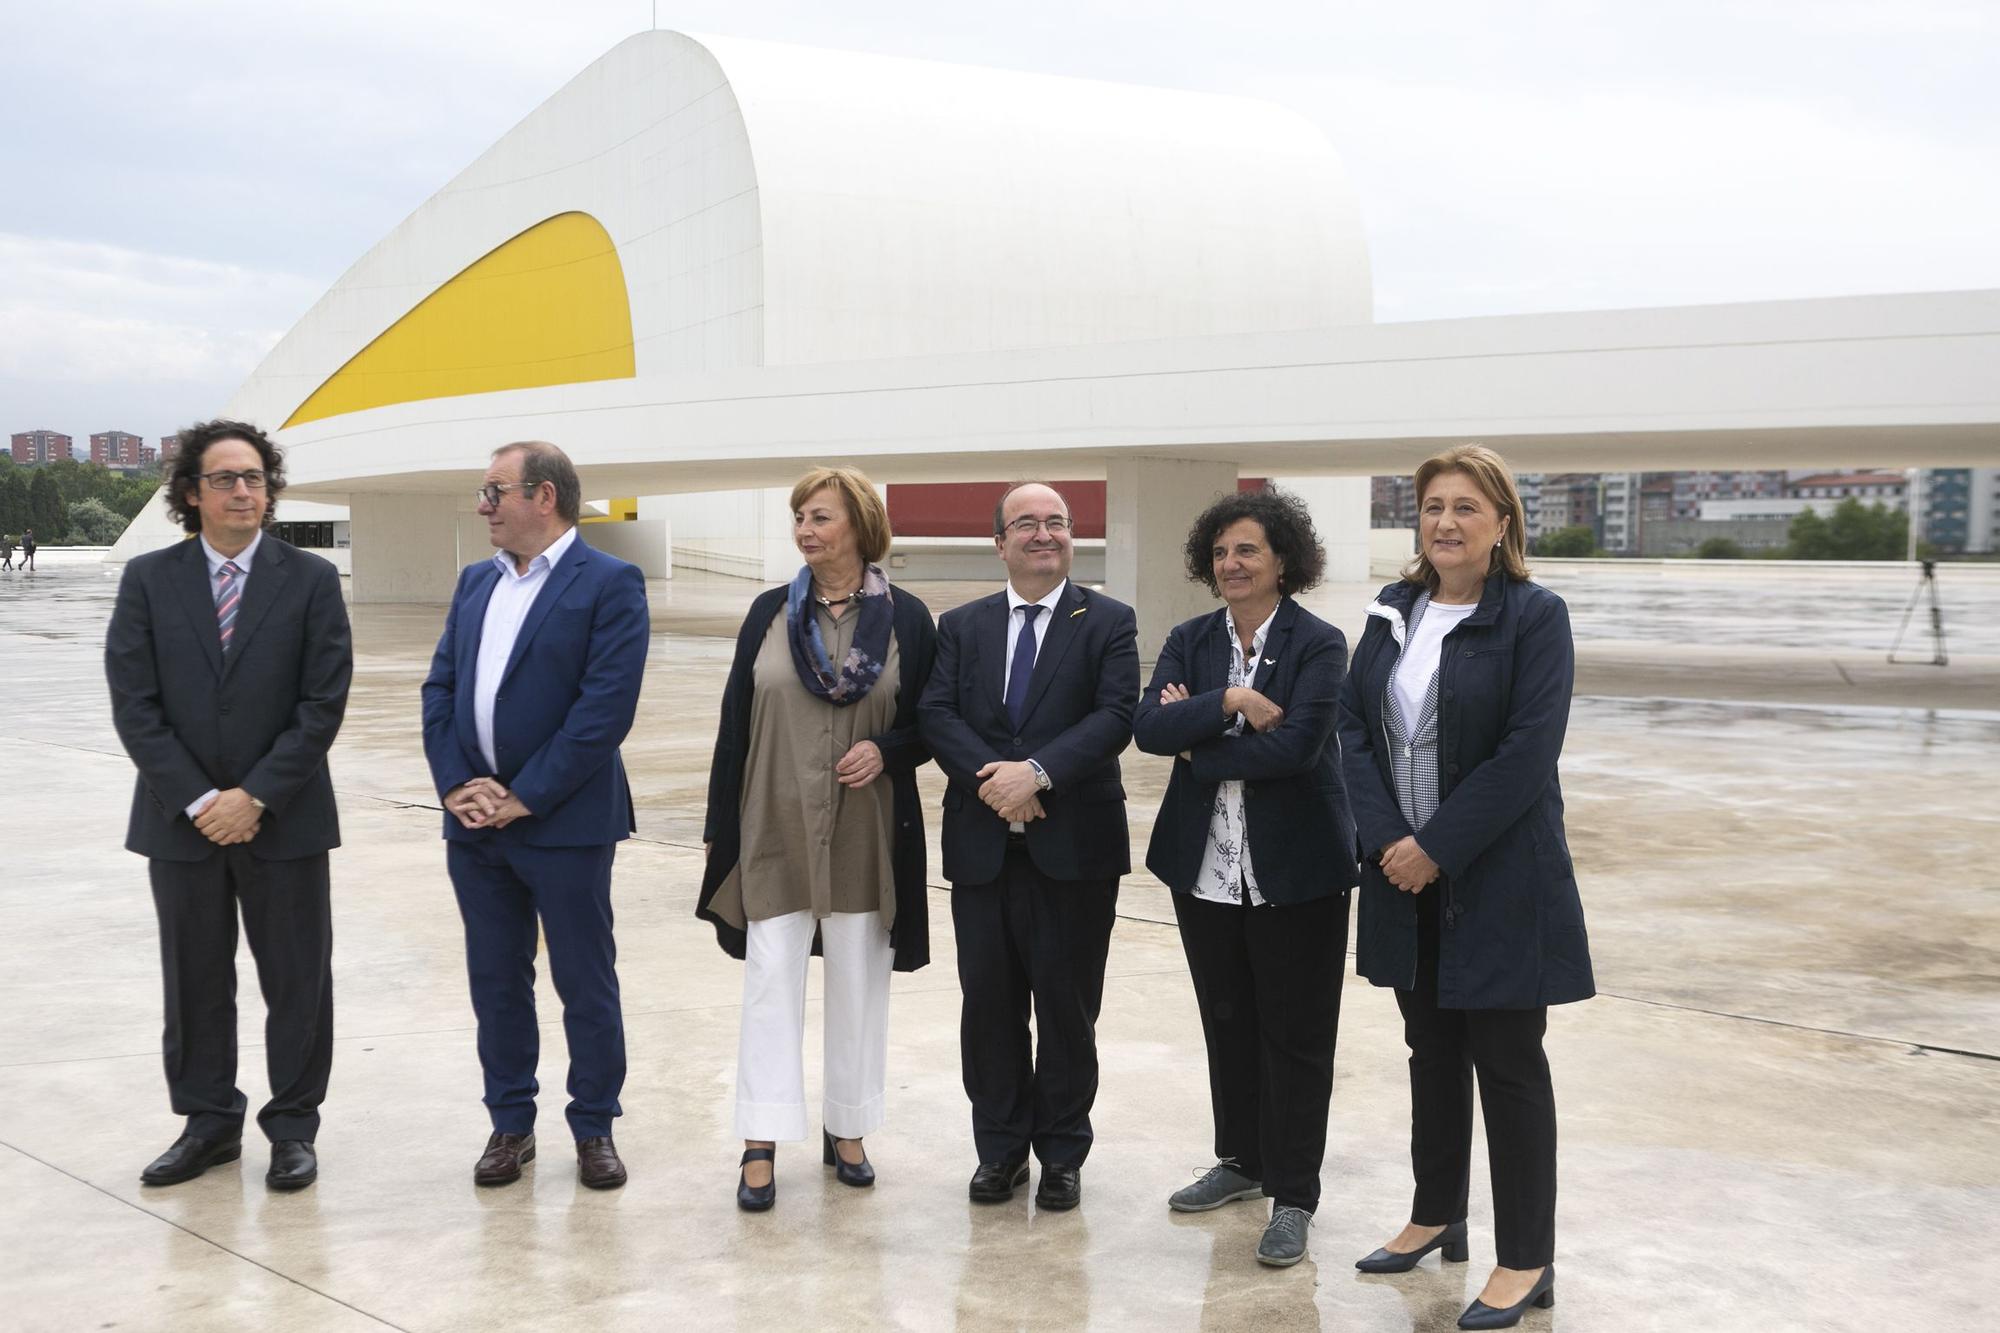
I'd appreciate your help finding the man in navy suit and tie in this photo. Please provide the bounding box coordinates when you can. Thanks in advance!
[421,441,650,1190]
[919,482,1139,1211]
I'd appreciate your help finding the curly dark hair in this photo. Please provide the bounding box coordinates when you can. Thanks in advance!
[1182,486,1327,597]
[162,419,286,535]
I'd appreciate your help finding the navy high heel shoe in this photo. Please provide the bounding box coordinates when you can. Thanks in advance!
[737,1147,776,1212]
[1457,1265,1554,1329]
[823,1129,875,1187]
[1355,1218,1470,1273]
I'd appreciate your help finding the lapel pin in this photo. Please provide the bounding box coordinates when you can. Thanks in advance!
[1263,657,1278,665]
[1070,607,1086,618]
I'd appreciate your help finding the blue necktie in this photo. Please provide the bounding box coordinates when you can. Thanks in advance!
[1006,604,1044,730]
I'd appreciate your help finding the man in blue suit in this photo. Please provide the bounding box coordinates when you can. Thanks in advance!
[421,441,650,1190]
[919,482,1138,1212]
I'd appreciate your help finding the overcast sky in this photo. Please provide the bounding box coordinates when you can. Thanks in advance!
[5,0,1996,449]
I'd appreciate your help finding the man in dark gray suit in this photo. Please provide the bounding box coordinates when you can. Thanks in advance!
[919,482,1139,1212]
[105,419,352,1191]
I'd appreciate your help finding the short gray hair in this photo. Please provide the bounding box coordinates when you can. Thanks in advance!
[494,440,581,523]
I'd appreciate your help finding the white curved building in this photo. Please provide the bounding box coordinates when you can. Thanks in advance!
[113,29,2000,647]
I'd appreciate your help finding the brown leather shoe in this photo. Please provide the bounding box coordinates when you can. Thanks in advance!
[577,1136,628,1190]
[474,1131,536,1186]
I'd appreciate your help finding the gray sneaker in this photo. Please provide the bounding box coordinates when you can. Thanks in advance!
[1168,1161,1265,1213]
[1256,1205,1312,1267]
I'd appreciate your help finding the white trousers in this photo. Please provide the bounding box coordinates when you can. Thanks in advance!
[736,909,894,1141]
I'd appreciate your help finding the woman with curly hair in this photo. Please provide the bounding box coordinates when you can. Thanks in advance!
[1132,485,1359,1269]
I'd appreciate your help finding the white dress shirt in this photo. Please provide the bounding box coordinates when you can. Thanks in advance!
[1191,603,1279,907]
[474,525,578,773]
[185,531,265,820]
[1001,578,1066,829]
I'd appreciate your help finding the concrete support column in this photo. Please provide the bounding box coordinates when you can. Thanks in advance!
[349,493,462,603]
[1270,475,1372,584]
[1105,456,1239,659]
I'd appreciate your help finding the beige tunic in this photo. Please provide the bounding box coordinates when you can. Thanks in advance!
[710,604,901,931]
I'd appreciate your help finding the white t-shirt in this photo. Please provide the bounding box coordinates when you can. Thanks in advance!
[1391,597,1479,733]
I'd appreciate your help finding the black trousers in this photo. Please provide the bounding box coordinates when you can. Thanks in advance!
[148,847,334,1142]
[951,842,1118,1168]
[1172,887,1349,1211]
[1396,886,1557,1269]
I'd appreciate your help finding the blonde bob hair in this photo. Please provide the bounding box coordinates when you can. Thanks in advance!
[789,466,893,565]
[1401,444,1533,590]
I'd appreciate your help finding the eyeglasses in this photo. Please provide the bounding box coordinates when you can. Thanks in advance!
[475,481,545,507]
[197,470,268,491]
[1004,516,1071,536]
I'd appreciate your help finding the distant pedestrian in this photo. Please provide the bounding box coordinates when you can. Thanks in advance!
[19,528,35,571]
[0,533,13,570]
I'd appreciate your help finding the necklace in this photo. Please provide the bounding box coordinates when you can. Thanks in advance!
[813,586,863,608]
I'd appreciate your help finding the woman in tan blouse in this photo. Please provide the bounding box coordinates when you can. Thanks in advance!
[696,467,938,1211]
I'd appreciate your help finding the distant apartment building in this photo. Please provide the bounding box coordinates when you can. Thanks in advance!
[1370,473,1418,528]
[159,435,181,461]
[1515,472,1545,541]
[10,429,73,465]
[90,430,147,468]
[1598,472,1646,553]
[1670,470,1787,520]
[1919,467,2000,554]
[1785,471,1906,505]
[1540,473,1601,535]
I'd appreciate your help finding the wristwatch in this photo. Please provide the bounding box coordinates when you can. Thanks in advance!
[1027,759,1052,792]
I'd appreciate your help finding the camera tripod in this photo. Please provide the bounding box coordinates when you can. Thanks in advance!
[1887,559,1948,667]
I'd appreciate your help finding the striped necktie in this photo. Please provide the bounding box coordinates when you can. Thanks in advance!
[214,560,244,651]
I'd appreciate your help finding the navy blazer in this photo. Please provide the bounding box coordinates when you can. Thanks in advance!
[106,534,352,863]
[420,533,649,848]
[1337,573,1594,1009]
[1134,599,1358,906]
[918,580,1139,886]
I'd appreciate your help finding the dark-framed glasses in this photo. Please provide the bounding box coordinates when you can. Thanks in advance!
[475,481,544,507]
[1006,515,1071,536]
[198,469,268,491]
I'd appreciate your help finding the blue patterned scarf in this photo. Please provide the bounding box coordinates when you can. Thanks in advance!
[786,563,894,705]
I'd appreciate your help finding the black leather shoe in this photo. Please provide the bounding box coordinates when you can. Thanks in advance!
[140,1134,242,1186]
[1035,1164,1081,1211]
[968,1159,1030,1203]
[576,1136,627,1189]
[1458,1266,1555,1329]
[738,1147,776,1211]
[266,1140,317,1191]
[474,1132,536,1186]
[1356,1218,1469,1273]
[823,1129,875,1188]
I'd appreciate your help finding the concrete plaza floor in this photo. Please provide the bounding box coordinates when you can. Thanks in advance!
[1,551,1996,1332]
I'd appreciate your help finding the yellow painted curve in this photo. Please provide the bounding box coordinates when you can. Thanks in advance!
[284,212,635,428]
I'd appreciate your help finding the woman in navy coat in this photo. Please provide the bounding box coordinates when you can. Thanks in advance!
[1133,487,1358,1270]
[1337,444,1593,1330]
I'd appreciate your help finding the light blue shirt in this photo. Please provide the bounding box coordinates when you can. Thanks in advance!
[185,531,266,820]
[474,525,579,774]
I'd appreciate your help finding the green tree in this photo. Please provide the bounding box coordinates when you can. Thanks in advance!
[1788,499,1907,560]
[0,470,28,536]
[1696,537,1745,559]
[1536,525,1598,557]
[27,468,67,541]
[65,498,129,545]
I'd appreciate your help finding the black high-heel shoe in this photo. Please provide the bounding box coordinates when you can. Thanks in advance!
[823,1129,875,1188]
[737,1147,776,1212]
[1355,1218,1470,1273]
[1457,1265,1554,1330]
